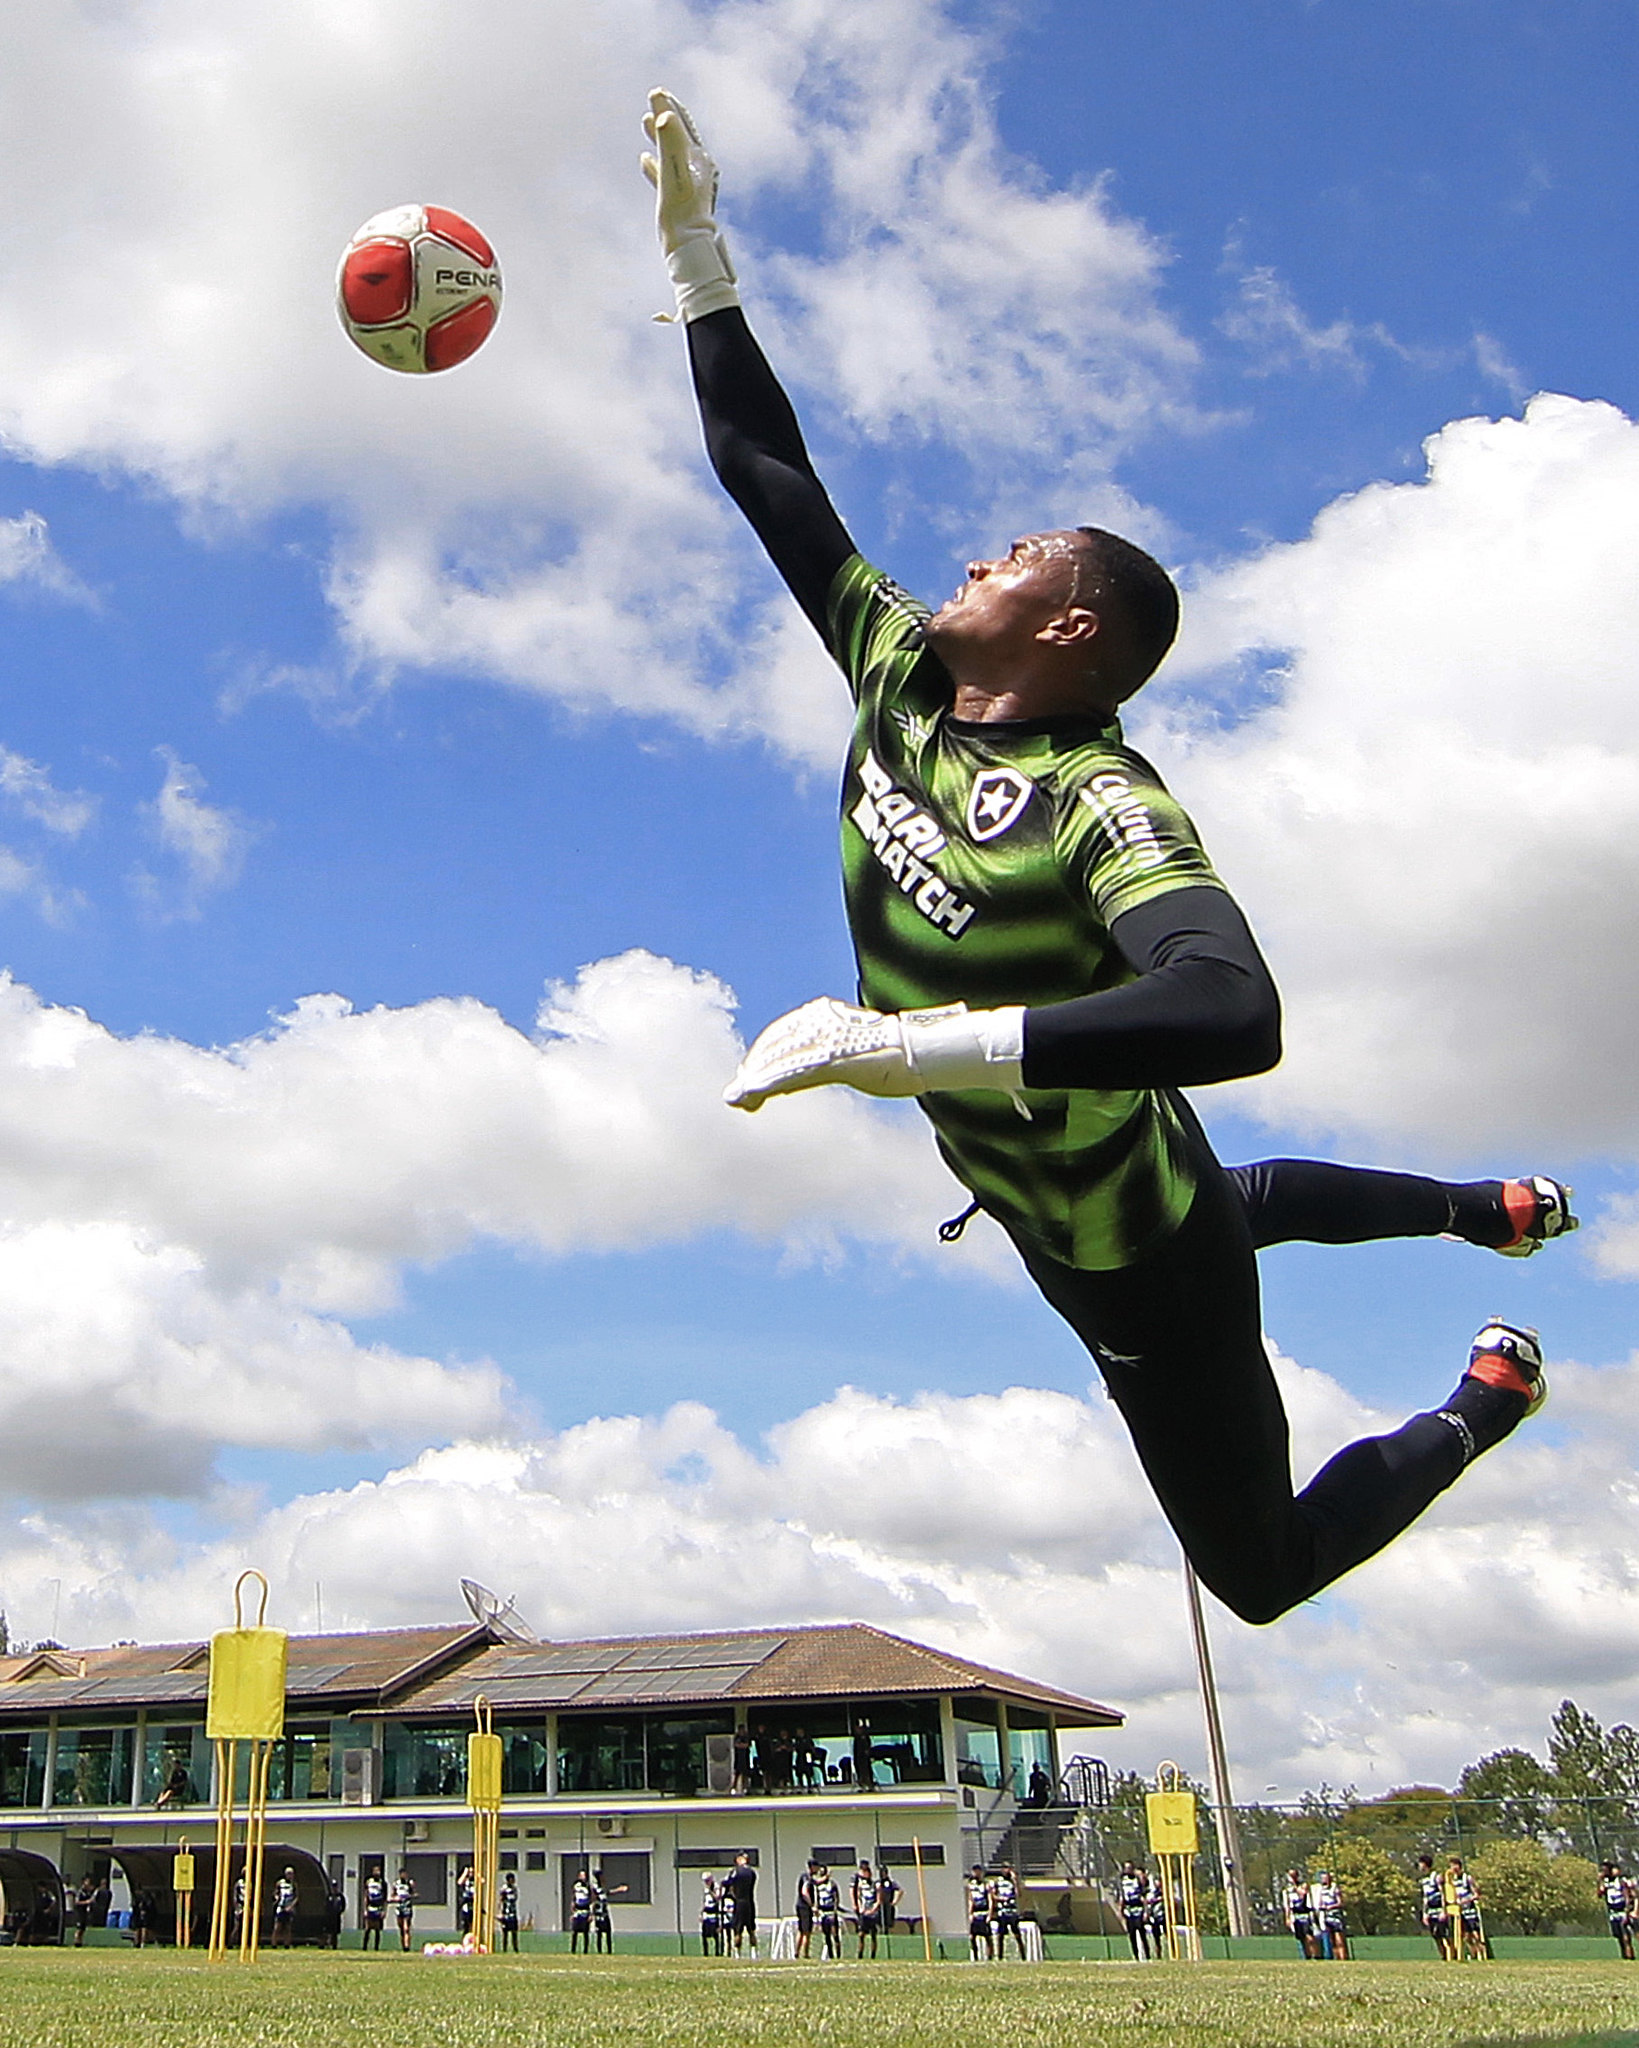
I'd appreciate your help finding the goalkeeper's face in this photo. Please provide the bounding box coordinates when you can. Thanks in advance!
[925,530,1095,661]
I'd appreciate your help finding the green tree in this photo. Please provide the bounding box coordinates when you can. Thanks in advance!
[1545,1701,1639,1865]
[1326,1839,1418,1935]
[1458,1748,1557,1842]
[1469,1839,1600,1934]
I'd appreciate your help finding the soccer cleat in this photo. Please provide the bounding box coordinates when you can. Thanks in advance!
[1494,1176,1579,1258]
[1466,1318,1548,1417]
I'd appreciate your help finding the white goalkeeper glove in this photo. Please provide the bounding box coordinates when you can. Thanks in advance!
[725,998,1026,1112]
[641,88,739,323]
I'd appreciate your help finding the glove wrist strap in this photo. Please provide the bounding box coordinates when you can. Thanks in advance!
[899,1005,1026,1093]
[667,228,740,322]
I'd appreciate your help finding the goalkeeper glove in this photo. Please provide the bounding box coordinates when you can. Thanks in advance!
[725,998,1026,1112]
[641,88,739,323]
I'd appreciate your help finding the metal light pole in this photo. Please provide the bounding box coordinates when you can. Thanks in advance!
[1183,1557,1253,1938]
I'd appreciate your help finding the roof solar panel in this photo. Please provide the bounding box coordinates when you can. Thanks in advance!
[612,1636,786,1672]
[575,1662,762,1702]
[482,1646,627,1678]
[284,1664,353,1690]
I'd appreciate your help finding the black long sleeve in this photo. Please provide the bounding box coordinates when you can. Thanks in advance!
[687,308,856,636]
[1021,886,1282,1091]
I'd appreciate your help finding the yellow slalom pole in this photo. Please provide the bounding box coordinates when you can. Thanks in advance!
[468,1696,504,1954]
[911,1838,932,1962]
[1146,1763,1202,1962]
[173,1839,196,1950]
[205,1570,287,1964]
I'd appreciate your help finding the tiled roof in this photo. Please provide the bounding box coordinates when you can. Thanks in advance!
[0,1625,481,1718]
[391,1622,1120,1725]
[0,1620,1119,1726]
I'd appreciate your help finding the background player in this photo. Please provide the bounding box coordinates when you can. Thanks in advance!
[1417,1853,1454,1960]
[642,90,1576,1628]
[1601,1861,1636,1959]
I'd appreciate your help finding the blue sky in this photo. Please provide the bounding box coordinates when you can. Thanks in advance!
[0,0,1636,1795]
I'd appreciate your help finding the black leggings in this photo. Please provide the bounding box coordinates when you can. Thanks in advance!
[1016,1143,1483,1624]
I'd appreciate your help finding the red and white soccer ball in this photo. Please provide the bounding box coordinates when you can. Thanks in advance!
[336,205,502,374]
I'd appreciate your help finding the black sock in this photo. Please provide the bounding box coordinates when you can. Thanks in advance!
[1443,1179,1513,1249]
[1440,1373,1529,1458]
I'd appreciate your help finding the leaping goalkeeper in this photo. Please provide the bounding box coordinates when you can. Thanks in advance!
[642,92,1577,1624]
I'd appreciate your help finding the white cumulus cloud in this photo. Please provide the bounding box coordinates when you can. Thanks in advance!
[0,948,972,1498]
[1144,393,1639,1176]
[0,0,1197,766]
[2,1347,1636,1794]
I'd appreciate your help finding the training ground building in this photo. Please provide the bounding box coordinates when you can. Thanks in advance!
[0,1619,1120,1945]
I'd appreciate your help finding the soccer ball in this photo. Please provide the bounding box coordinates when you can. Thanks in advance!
[336,205,502,374]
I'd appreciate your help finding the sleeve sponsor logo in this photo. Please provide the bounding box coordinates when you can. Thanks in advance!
[965,766,1034,843]
[1078,771,1166,869]
[849,747,976,938]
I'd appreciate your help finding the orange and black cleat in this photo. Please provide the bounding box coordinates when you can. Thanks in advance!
[1467,1319,1548,1419]
[1494,1176,1579,1258]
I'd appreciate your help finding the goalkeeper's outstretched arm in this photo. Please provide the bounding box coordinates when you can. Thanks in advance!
[644,90,855,637]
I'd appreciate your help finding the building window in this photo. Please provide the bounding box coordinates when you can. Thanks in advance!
[644,1712,733,1796]
[0,1730,46,1808]
[743,1698,943,1790]
[953,1697,1003,1791]
[400,1852,448,1906]
[675,1847,759,1869]
[1006,1706,1056,1799]
[267,1720,350,1801]
[498,1721,550,1796]
[559,1851,652,1923]
[593,1852,651,1906]
[383,1723,468,1800]
[556,1716,645,1794]
[525,1852,546,1872]
[53,1726,135,1807]
[880,1843,945,1866]
[142,1723,210,1807]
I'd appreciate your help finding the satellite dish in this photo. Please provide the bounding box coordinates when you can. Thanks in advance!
[460,1578,536,1642]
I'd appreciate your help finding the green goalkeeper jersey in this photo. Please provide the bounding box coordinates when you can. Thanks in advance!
[829,553,1226,1271]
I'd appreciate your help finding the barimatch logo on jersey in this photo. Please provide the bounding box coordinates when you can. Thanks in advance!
[850,749,976,938]
[966,766,1033,843]
[1078,772,1166,869]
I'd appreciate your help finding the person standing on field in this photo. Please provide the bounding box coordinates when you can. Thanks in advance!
[393,1868,416,1951]
[722,1851,758,1956]
[968,1866,995,1962]
[1417,1854,1453,1961]
[1118,1862,1150,1960]
[1601,1862,1635,1960]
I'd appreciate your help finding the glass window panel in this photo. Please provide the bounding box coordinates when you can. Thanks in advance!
[1007,1723,1056,1797]
[742,1697,944,1791]
[556,1716,645,1794]
[52,1726,135,1807]
[383,1723,469,1800]
[142,1723,210,1806]
[644,1711,733,1795]
[0,1730,47,1808]
[499,1722,550,1796]
[266,1721,346,1801]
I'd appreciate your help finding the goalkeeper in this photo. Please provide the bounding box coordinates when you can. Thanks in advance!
[642,92,1576,1624]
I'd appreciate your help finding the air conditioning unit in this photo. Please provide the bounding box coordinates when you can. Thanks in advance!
[402,1819,430,1843]
[341,1748,382,1806]
[705,1734,734,1796]
[595,1816,626,1838]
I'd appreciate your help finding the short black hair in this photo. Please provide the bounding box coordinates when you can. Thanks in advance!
[1075,526,1181,691]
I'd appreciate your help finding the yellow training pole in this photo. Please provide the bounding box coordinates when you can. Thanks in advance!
[911,1838,932,1962]
[1146,1763,1203,1962]
[468,1696,504,1954]
[173,1840,195,1950]
[205,1571,287,1963]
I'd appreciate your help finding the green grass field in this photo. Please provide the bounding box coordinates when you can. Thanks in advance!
[5,1950,1639,2048]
